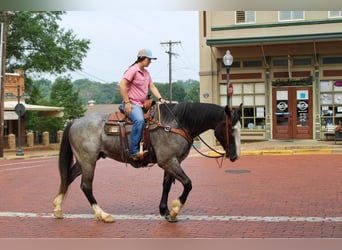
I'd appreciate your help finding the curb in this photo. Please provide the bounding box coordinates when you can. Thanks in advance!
[1,148,340,160]
[207,148,335,157]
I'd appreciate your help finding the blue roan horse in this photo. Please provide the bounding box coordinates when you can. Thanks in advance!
[53,102,242,223]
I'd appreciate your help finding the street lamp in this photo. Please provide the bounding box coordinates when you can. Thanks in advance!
[6,85,29,156]
[14,85,27,156]
[223,50,233,106]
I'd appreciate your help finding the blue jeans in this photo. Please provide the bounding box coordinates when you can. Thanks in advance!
[121,102,144,155]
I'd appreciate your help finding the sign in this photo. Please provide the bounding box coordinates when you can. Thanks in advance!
[228,83,233,96]
[15,103,26,117]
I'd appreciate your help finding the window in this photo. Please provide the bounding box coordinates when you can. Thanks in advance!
[293,58,312,66]
[278,11,304,21]
[219,82,266,130]
[235,11,256,24]
[322,56,342,65]
[329,11,342,18]
[320,81,342,131]
[222,60,262,69]
[243,60,263,68]
[273,58,288,67]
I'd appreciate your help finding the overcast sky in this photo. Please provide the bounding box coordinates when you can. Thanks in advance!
[49,11,199,83]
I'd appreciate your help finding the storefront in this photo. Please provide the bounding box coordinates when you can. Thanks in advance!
[200,11,342,143]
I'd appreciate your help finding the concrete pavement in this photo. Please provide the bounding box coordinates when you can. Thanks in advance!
[1,139,342,160]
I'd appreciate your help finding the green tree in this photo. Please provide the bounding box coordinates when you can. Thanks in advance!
[33,78,53,101]
[184,83,200,102]
[2,11,90,136]
[50,77,85,124]
[4,11,90,74]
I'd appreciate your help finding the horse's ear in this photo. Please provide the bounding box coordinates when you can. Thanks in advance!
[225,105,231,117]
[237,103,243,117]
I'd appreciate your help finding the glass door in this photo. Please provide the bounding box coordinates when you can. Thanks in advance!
[272,87,312,139]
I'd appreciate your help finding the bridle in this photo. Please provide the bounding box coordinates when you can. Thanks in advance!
[161,103,234,161]
[194,109,234,160]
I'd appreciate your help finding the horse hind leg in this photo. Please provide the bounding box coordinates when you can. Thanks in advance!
[53,162,82,219]
[80,164,115,223]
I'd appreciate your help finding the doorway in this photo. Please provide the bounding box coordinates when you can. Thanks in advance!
[272,86,312,139]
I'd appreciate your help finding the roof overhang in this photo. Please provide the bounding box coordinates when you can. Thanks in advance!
[206,32,342,47]
[4,101,64,119]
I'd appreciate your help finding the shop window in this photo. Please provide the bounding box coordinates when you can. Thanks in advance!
[220,82,266,130]
[320,80,342,131]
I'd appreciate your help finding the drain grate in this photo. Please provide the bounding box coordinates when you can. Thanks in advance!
[225,169,251,174]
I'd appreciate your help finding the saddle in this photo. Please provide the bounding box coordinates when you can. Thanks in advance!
[104,99,158,134]
[104,99,159,165]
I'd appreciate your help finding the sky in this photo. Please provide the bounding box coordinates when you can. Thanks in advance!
[48,11,199,84]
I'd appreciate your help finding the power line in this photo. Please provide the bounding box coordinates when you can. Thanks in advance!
[160,40,181,103]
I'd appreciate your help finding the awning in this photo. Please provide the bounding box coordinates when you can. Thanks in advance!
[4,111,18,120]
[206,32,342,47]
[4,101,64,119]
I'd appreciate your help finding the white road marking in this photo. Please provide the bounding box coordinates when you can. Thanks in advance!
[0,160,47,166]
[1,212,342,222]
[0,164,46,172]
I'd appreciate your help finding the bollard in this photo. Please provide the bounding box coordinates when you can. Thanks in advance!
[42,131,49,146]
[57,130,63,144]
[27,132,34,147]
[8,134,16,150]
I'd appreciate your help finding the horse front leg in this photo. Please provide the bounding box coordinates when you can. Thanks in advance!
[159,171,174,218]
[162,163,192,222]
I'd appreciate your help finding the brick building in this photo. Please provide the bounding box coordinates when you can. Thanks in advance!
[2,69,64,147]
[199,11,342,145]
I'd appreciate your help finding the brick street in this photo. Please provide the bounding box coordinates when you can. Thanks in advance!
[1,154,342,238]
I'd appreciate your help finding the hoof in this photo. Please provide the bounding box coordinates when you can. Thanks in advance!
[53,210,64,219]
[165,214,178,223]
[95,213,115,223]
[103,214,115,223]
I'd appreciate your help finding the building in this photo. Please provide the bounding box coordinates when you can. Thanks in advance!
[84,100,119,116]
[2,69,64,147]
[199,11,342,145]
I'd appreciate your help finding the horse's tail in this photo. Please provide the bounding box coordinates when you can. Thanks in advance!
[58,122,74,194]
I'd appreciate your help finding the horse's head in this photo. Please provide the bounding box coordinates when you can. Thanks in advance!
[214,103,242,162]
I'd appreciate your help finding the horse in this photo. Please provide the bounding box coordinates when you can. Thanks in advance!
[53,102,242,223]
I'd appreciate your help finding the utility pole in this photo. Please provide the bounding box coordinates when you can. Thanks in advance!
[0,11,8,158]
[160,40,181,103]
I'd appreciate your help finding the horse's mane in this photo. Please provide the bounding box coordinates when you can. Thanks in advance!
[160,102,225,135]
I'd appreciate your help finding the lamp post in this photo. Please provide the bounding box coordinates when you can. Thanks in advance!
[223,50,233,106]
[14,85,27,156]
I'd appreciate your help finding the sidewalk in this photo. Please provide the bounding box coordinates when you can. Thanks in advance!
[1,144,60,160]
[1,140,342,160]
[240,139,342,156]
